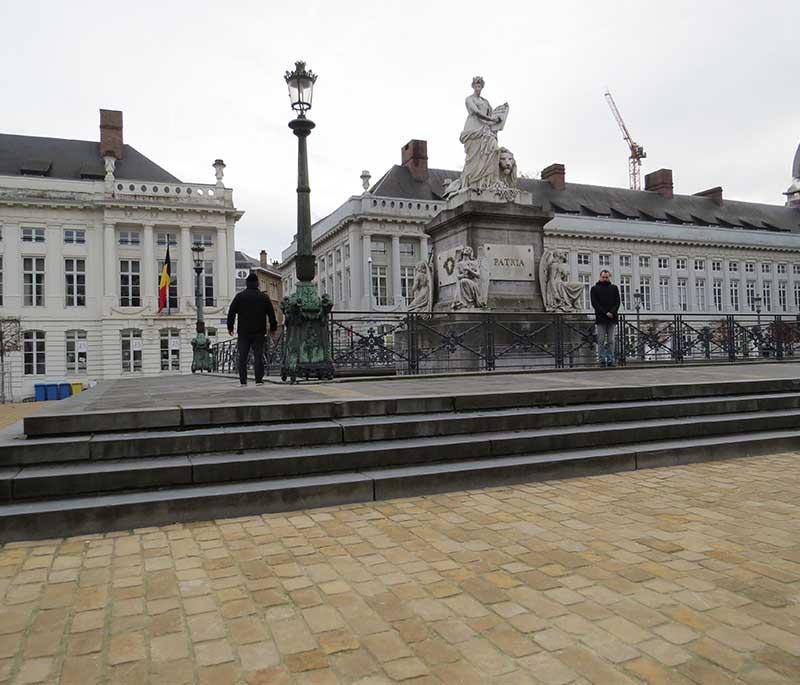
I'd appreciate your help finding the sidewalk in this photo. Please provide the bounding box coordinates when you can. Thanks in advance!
[1,454,798,684]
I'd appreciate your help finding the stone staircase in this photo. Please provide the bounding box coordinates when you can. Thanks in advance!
[1,376,799,542]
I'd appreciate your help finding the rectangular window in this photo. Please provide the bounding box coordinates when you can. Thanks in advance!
[639,276,652,311]
[713,279,723,312]
[598,254,611,267]
[64,229,86,244]
[618,275,631,309]
[192,233,213,246]
[345,245,350,260]
[761,263,772,274]
[746,280,757,310]
[763,281,772,311]
[156,232,178,246]
[65,330,87,372]
[21,227,45,243]
[335,249,341,265]
[577,253,591,266]
[658,277,670,310]
[777,264,786,275]
[371,264,388,306]
[658,257,670,270]
[121,329,143,372]
[728,262,739,272]
[23,257,45,306]
[160,329,180,371]
[370,240,386,255]
[345,268,351,300]
[745,262,755,273]
[156,260,178,310]
[400,266,415,305]
[118,231,140,246]
[619,255,631,268]
[694,259,705,271]
[712,260,722,272]
[23,331,45,375]
[336,272,343,302]
[695,278,706,311]
[795,282,800,310]
[639,256,651,269]
[119,259,141,307]
[203,261,214,307]
[730,279,740,312]
[400,242,415,257]
[677,278,688,311]
[793,264,800,276]
[676,258,687,271]
[578,273,592,309]
[778,282,787,312]
[327,254,333,269]
[64,258,86,307]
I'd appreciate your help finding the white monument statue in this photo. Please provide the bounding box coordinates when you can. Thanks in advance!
[539,250,584,312]
[451,246,489,310]
[445,76,518,198]
[407,258,433,314]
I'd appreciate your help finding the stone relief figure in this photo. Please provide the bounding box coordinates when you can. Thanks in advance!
[452,246,489,310]
[407,258,433,314]
[539,250,584,312]
[445,77,509,196]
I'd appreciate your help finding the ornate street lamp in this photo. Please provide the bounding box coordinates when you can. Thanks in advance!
[280,61,334,383]
[190,244,212,372]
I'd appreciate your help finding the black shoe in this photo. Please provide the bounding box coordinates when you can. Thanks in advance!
[255,381,264,385]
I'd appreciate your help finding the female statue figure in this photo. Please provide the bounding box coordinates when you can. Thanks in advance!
[407,260,432,314]
[458,77,508,191]
[539,250,584,312]
[452,246,487,310]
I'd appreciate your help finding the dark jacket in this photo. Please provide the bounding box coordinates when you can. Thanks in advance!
[590,281,621,324]
[227,284,278,336]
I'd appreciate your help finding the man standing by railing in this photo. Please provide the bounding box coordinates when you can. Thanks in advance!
[591,270,621,367]
[227,273,279,385]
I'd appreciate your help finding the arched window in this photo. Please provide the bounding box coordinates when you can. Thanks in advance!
[65,330,87,372]
[121,329,143,372]
[23,330,45,375]
[159,328,180,371]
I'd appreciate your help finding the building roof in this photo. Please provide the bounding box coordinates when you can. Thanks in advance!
[0,133,180,183]
[235,251,260,269]
[371,165,800,234]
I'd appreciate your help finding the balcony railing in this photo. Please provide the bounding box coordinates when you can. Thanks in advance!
[211,311,800,378]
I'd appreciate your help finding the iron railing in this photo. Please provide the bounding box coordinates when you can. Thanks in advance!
[212,311,800,377]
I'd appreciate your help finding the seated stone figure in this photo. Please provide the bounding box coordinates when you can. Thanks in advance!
[539,250,584,312]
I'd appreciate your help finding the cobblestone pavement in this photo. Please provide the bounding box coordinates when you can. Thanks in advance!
[1,454,799,684]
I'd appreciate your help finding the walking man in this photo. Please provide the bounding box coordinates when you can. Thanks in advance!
[590,269,621,367]
[227,272,279,385]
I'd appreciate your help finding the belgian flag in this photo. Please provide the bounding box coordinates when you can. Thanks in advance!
[158,245,171,313]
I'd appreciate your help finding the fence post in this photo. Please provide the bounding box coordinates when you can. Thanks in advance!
[554,314,565,368]
[485,313,495,371]
[727,315,736,361]
[407,312,417,374]
[673,315,683,362]
[618,314,627,367]
[775,315,784,360]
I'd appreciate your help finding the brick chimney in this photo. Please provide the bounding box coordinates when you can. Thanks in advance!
[644,168,673,199]
[99,109,124,160]
[694,186,723,205]
[401,140,428,182]
[541,163,565,191]
[260,250,268,268]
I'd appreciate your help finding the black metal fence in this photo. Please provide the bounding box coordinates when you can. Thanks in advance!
[211,311,800,377]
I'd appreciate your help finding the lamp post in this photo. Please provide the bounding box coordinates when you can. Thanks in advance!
[280,60,334,383]
[633,290,643,360]
[190,244,212,372]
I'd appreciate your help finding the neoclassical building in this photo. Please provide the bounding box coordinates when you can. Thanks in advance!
[281,139,800,317]
[0,110,241,400]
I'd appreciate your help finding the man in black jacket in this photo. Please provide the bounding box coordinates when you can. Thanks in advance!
[227,273,279,385]
[590,270,621,367]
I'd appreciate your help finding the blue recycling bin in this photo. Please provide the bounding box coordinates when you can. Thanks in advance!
[34,384,46,402]
[57,383,72,400]
[45,384,58,401]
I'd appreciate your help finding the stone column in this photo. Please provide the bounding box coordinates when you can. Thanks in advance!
[362,233,371,309]
[391,235,402,305]
[180,226,192,310]
[216,227,228,302]
[348,232,360,309]
[142,224,155,310]
[103,222,116,307]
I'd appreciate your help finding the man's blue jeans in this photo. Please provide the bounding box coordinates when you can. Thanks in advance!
[596,319,617,365]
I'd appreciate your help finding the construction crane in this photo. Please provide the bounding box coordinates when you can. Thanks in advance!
[604,89,646,190]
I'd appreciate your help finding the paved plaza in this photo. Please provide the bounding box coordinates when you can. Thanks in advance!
[0,453,798,684]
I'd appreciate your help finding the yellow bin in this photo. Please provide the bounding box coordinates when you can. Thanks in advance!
[70,382,83,396]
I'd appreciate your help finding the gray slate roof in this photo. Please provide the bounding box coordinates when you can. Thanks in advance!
[0,134,180,183]
[371,165,800,234]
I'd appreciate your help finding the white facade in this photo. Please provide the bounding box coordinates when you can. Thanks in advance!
[0,173,241,400]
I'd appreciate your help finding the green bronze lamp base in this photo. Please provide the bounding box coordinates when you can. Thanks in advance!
[280,283,334,383]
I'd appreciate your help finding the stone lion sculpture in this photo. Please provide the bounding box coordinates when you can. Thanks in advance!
[498,147,518,189]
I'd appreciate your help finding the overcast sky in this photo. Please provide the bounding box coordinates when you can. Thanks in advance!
[3,1,798,263]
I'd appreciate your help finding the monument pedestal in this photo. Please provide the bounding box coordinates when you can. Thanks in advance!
[426,196,553,312]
